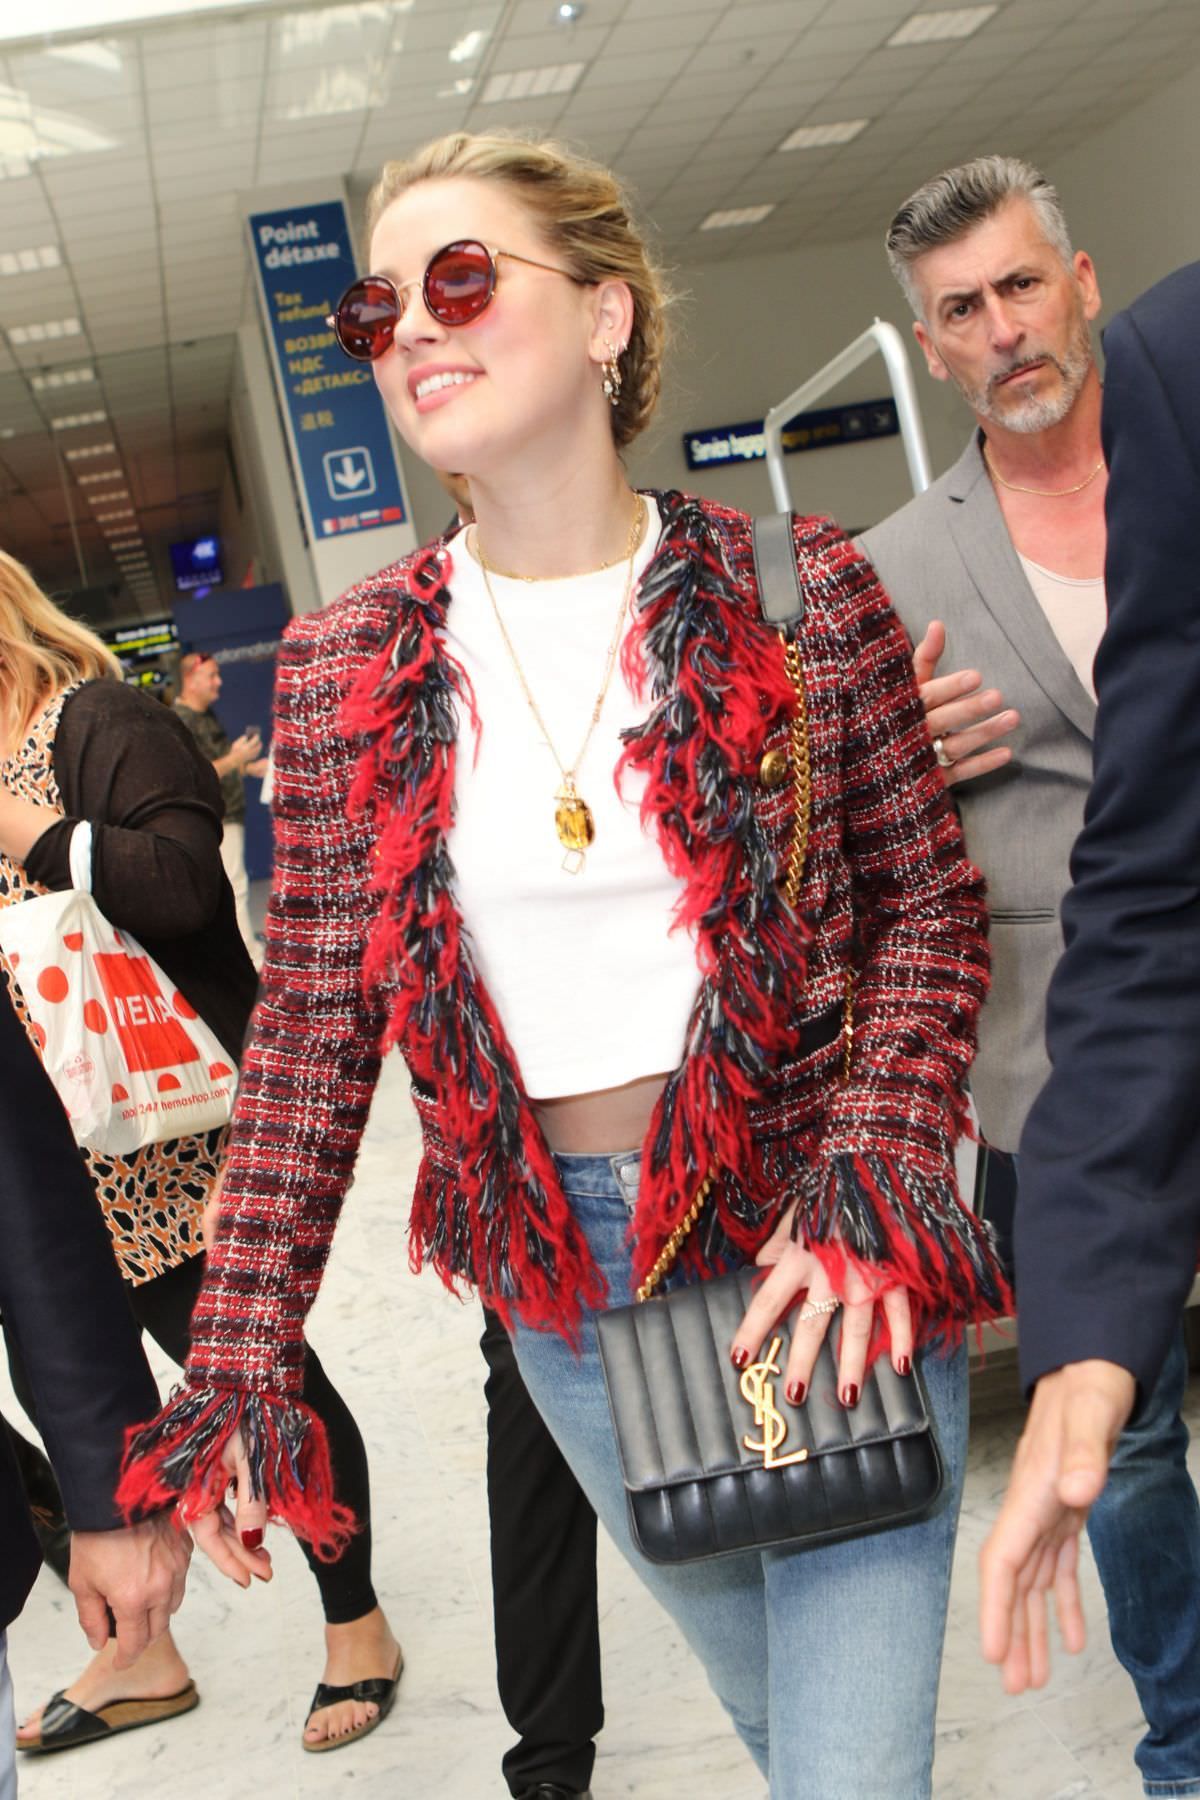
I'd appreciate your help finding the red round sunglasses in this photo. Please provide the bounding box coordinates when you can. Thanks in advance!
[326,239,582,361]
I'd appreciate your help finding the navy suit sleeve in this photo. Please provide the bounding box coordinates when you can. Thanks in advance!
[0,998,161,1532]
[1016,263,1200,1394]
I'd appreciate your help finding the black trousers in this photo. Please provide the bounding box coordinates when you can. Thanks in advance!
[481,1307,603,1796]
[6,1251,377,1626]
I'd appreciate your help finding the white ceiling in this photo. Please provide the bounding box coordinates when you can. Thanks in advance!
[2,0,1198,616]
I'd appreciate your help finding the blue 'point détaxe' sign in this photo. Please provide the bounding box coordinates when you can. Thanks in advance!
[249,201,407,540]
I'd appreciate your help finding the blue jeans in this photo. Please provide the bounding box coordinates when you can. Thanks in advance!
[510,1151,969,1800]
[1088,1324,1200,1796]
[1004,1153,1200,1795]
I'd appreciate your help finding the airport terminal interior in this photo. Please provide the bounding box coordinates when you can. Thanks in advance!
[3,0,1200,1796]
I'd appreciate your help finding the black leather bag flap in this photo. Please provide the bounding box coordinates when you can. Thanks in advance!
[598,1267,933,1492]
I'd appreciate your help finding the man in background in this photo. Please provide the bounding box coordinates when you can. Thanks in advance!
[861,156,1200,1787]
[173,651,267,961]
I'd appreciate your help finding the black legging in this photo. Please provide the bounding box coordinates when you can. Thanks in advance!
[6,1251,376,1626]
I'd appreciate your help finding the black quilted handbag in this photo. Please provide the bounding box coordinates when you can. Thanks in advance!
[596,1266,944,1564]
[594,516,944,1565]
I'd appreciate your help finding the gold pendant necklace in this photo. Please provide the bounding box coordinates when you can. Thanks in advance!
[983,442,1105,497]
[476,495,647,875]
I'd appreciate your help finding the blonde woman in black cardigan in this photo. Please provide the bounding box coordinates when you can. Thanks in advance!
[0,552,399,1756]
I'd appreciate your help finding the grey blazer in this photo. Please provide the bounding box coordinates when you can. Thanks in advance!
[858,432,1096,1151]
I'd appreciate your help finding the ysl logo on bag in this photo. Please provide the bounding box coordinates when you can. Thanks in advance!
[739,1337,810,1469]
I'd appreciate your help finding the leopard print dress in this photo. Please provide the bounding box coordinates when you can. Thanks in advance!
[0,688,226,1284]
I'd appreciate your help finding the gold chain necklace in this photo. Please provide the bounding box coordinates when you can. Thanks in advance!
[475,494,646,875]
[983,442,1105,498]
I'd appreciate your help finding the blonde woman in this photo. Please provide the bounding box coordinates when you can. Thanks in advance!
[122,135,1008,1798]
[0,555,398,1756]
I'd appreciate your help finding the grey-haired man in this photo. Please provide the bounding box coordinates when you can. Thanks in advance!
[859,156,1200,1791]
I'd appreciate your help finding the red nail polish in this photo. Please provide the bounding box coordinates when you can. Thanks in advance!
[897,1355,911,1377]
[841,1383,860,1409]
[786,1380,806,1406]
[241,1528,263,1550]
[731,1346,750,1370]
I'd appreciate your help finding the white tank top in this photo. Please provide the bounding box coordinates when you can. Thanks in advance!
[1018,552,1106,701]
[443,500,702,1099]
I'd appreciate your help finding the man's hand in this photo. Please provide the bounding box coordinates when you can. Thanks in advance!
[230,731,263,769]
[69,1512,192,1670]
[914,621,1020,785]
[979,1359,1136,1693]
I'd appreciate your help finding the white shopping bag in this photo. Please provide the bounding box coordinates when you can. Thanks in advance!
[0,827,237,1154]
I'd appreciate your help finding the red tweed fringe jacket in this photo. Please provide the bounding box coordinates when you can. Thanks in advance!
[120,491,1009,1554]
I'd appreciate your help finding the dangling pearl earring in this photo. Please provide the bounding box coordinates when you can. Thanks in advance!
[602,339,624,406]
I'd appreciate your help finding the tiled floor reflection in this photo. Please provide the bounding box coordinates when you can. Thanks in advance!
[5,1045,1194,1799]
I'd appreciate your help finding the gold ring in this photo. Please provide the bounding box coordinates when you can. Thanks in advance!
[933,736,955,770]
[797,1296,841,1323]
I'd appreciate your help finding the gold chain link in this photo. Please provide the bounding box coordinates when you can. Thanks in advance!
[842,964,855,1086]
[781,637,812,910]
[636,1166,717,1302]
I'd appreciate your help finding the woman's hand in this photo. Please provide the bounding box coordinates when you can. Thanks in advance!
[732,1203,913,1408]
[187,1430,272,1589]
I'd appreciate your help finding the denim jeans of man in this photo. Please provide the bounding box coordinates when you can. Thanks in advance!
[509,1151,969,1800]
[1088,1325,1200,1797]
[999,1153,1200,1796]
[0,1631,17,1800]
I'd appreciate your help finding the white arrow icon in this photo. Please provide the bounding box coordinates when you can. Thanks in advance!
[334,456,366,489]
[323,446,377,500]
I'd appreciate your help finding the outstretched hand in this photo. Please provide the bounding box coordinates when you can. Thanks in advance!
[914,621,1020,786]
[979,1359,1135,1692]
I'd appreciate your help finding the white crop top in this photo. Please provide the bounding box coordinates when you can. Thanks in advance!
[443,499,702,1098]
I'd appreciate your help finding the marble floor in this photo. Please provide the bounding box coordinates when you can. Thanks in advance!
[5,1038,1196,1799]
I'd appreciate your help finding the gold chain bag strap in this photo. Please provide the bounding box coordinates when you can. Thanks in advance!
[595,514,942,1565]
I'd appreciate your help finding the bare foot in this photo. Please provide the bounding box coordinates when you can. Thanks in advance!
[17,1631,190,1742]
[304,1606,402,1748]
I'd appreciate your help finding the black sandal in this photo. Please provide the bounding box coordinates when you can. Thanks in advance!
[302,1650,403,1753]
[18,1681,199,1754]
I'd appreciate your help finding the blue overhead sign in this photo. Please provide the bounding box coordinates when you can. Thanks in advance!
[684,399,899,471]
[248,200,408,540]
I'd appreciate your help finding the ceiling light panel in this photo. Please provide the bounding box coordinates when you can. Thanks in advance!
[51,409,107,429]
[30,364,94,389]
[700,204,776,230]
[0,245,61,275]
[64,441,116,460]
[75,466,121,482]
[1,1,276,43]
[7,317,81,343]
[482,62,584,103]
[779,119,870,150]
[888,7,998,46]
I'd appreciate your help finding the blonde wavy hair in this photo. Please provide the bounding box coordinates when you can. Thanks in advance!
[366,131,672,451]
[0,549,121,748]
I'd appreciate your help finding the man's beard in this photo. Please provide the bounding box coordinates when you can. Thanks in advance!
[955,310,1093,434]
